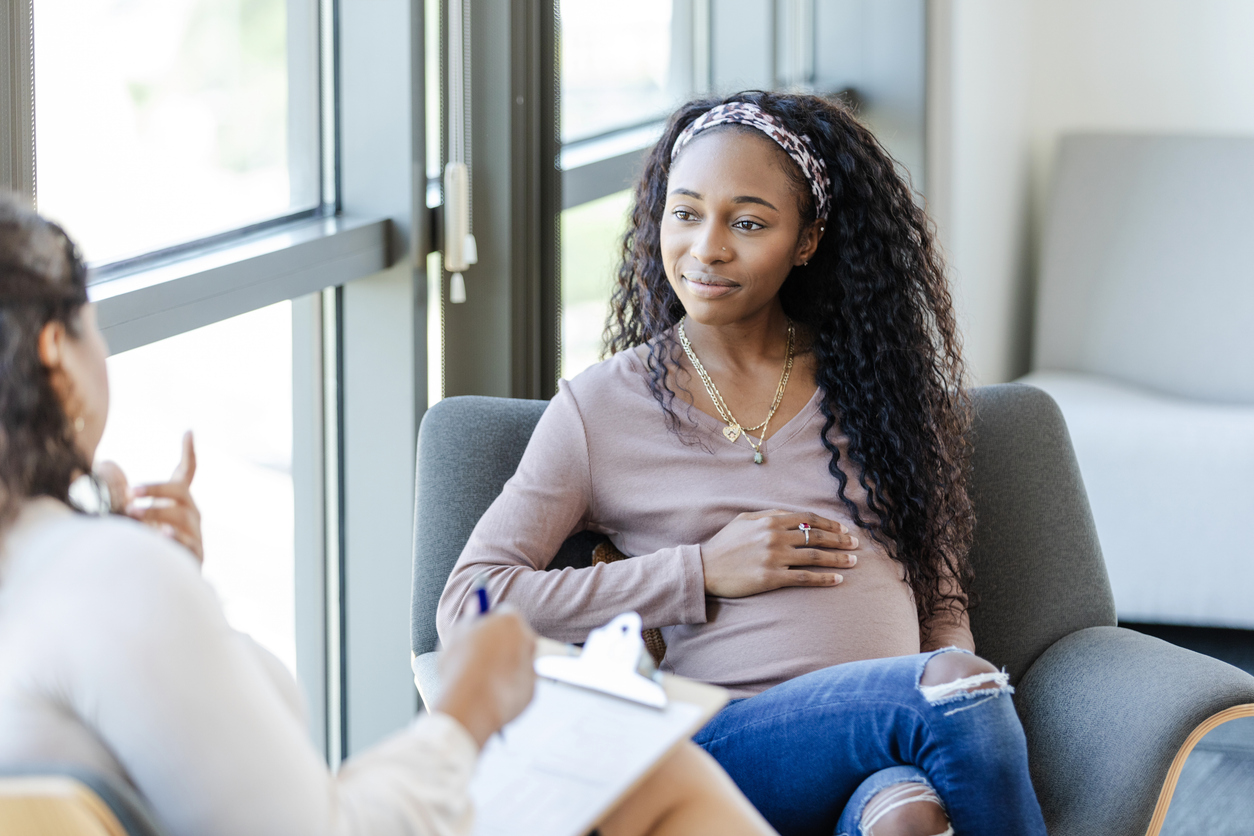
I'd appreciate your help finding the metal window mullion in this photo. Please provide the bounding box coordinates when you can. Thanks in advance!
[507,0,559,400]
[295,0,348,759]
[91,216,387,355]
[1,0,36,203]
[292,292,328,761]
[560,146,650,210]
[336,0,425,756]
[322,285,346,768]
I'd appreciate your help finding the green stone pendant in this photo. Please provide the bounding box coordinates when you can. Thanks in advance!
[753,451,764,465]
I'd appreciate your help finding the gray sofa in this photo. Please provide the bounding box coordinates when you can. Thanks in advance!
[410,386,1254,836]
[1022,134,1254,629]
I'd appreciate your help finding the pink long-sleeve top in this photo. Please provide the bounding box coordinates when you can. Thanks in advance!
[436,346,972,699]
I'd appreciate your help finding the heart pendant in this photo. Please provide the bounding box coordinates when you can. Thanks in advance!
[723,424,742,442]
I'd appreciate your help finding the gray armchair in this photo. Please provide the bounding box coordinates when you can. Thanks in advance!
[410,384,1254,836]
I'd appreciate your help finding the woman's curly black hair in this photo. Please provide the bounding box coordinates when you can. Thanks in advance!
[604,91,975,633]
[0,191,92,528]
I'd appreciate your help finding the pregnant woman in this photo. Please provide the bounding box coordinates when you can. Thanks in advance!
[438,92,1048,836]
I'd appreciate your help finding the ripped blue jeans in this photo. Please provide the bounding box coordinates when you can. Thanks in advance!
[692,649,1048,836]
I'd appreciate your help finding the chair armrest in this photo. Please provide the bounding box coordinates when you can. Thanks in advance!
[0,766,171,836]
[412,651,443,711]
[1016,626,1254,836]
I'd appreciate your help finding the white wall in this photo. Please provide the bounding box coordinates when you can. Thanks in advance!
[927,0,1032,386]
[929,0,1254,384]
[1026,0,1254,226]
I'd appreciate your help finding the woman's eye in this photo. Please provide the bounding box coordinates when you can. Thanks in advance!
[672,208,695,221]
[733,219,764,231]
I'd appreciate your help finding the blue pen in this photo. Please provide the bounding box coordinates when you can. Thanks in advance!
[472,571,491,616]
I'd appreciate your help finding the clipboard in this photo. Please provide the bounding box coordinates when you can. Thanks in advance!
[467,613,728,836]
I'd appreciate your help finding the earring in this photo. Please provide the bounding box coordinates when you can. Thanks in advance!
[73,415,85,433]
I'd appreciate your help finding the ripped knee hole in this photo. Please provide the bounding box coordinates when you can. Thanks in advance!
[918,652,1012,705]
[862,782,950,836]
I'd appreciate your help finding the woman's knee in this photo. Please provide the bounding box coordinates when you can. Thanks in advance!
[917,651,1018,740]
[917,651,993,691]
[916,651,1027,776]
[919,650,1006,698]
[862,782,951,836]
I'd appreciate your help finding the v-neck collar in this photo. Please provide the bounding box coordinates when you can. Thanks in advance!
[622,345,825,455]
[679,384,824,455]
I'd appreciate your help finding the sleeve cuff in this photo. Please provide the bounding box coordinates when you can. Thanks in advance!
[421,711,482,769]
[678,543,708,625]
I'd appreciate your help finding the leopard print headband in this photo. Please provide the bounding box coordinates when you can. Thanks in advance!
[670,102,832,220]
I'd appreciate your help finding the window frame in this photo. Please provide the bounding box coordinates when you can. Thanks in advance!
[559,121,661,210]
[1,0,36,205]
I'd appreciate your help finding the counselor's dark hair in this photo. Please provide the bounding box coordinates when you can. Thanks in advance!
[604,91,975,632]
[0,191,91,527]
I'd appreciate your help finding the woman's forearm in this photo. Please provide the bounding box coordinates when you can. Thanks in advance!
[438,543,707,644]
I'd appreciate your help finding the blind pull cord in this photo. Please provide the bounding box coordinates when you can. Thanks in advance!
[444,0,477,303]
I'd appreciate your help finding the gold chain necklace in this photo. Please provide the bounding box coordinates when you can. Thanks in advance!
[677,317,795,465]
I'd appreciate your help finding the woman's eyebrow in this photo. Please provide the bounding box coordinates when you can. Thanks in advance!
[732,195,778,211]
[668,188,778,212]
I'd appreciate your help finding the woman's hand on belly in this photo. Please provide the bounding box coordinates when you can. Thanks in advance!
[699,510,860,598]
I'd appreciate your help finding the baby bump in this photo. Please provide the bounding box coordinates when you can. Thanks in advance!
[660,550,922,698]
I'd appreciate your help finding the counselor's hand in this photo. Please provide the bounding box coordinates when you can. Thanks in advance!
[701,510,859,598]
[435,607,537,749]
[96,431,204,563]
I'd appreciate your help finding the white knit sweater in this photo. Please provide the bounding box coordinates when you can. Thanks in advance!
[0,498,477,836]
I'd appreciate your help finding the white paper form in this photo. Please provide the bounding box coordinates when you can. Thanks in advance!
[469,678,704,836]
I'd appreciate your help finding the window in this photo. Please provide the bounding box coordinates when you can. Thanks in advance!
[7,0,424,764]
[33,0,321,265]
[559,0,689,143]
[95,300,298,673]
[560,190,630,380]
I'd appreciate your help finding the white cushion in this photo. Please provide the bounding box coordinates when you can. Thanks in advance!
[1019,372,1254,628]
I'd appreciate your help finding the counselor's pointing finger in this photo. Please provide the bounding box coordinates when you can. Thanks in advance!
[171,431,196,487]
[131,481,193,502]
[133,432,197,500]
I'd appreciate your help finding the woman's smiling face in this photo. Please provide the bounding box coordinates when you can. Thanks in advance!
[660,127,821,327]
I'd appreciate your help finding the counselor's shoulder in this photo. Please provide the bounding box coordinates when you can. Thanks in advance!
[19,512,226,651]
